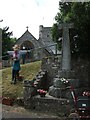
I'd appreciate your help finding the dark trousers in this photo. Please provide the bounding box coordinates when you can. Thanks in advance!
[12,69,19,82]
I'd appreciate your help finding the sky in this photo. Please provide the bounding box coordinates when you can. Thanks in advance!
[0,0,60,39]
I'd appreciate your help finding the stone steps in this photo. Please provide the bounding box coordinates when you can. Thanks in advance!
[25,94,70,116]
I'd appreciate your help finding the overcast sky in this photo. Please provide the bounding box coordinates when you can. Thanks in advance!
[0,0,60,39]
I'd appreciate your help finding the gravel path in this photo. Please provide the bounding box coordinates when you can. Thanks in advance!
[1,104,63,119]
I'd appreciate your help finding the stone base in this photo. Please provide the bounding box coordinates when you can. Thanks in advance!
[24,94,71,116]
[58,70,75,78]
[49,86,66,98]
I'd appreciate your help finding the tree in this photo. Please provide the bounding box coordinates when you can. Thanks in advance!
[51,23,62,50]
[2,27,16,56]
[52,1,90,58]
[69,2,90,58]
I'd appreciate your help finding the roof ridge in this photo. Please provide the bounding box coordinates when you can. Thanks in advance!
[18,29,37,41]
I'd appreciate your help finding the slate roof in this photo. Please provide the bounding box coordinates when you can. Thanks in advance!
[18,29,37,41]
[15,29,40,48]
[15,28,57,55]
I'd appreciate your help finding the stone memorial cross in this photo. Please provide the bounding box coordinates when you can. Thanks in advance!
[58,23,73,71]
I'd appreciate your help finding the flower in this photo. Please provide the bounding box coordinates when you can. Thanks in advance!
[60,78,66,82]
[60,78,69,84]
[37,89,47,97]
[83,91,90,96]
[37,89,47,94]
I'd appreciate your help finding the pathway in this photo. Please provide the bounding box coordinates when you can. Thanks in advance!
[1,104,64,120]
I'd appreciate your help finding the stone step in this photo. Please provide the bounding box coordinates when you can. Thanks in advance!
[24,94,70,115]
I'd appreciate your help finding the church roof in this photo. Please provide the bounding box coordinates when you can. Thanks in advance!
[15,29,40,48]
[17,29,37,41]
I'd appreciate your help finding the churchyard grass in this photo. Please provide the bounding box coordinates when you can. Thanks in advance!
[1,61,41,99]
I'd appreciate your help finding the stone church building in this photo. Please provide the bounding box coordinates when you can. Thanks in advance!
[15,25,57,61]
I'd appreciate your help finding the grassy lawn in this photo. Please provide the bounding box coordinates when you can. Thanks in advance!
[1,61,41,99]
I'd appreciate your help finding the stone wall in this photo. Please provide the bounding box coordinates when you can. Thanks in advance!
[41,56,89,88]
[41,56,89,100]
[41,55,61,86]
[23,56,89,116]
[2,60,11,68]
[27,95,71,116]
[23,69,72,116]
[72,58,89,82]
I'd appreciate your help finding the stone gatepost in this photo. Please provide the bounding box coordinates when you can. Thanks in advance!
[23,80,35,108]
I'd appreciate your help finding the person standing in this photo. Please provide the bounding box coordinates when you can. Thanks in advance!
[11,44,21,84]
